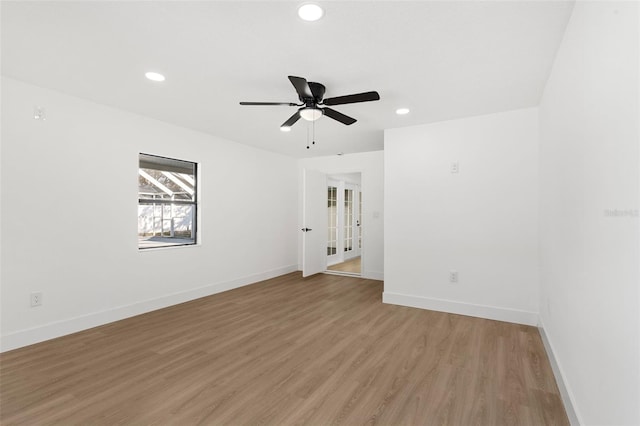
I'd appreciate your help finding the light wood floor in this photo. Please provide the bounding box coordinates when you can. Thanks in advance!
[327,256,361,274]
[0,273,568,425]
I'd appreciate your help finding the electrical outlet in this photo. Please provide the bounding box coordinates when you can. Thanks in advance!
[30,292,43,307]
[449,270,458,283]
[450,161,459,174]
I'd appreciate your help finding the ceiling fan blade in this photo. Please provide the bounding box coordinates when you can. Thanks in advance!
[288,76,313,99]
[322,107,357,125]
[281,110,301,128]
[240,102,299,106]
[323,91,380,106]
[308,82,326,102]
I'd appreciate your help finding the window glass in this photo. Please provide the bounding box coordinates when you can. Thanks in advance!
[138,154,197,249]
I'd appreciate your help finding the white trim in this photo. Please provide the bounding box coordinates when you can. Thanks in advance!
[0,264,298,353]
[323,270,360,278]
[538,321,583,426]
[382,291,539,326]
[138,242,201,252]
[364,271,384,281]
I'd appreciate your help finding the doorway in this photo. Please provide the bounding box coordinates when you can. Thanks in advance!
[326,173,361,276]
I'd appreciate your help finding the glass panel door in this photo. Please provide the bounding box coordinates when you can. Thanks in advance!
[358,191,362,250]
[344,188,354,255]
[327,186,338,256]
[326,175,362,274]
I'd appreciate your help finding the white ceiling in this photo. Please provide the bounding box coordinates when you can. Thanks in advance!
[1,1,574,158]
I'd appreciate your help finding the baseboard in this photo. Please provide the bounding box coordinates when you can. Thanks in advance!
[0,264,298,353]
[294,265,384,281]
[364,271,384,281]
[382,291,539,326]
[538,321,582,426]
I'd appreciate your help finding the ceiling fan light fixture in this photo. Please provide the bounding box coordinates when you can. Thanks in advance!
[298,4,324,22]
[300,107,323,121]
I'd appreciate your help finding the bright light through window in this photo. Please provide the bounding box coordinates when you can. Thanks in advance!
[138,153,197,249]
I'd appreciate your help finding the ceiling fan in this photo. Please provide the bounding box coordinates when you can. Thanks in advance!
[240,76,380,129]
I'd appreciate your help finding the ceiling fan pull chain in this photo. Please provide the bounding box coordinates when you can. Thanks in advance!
[306,122,310,149]
[312,119,316,145]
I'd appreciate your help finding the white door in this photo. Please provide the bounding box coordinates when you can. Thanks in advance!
[303,169,327,277]
[343,184,360,261]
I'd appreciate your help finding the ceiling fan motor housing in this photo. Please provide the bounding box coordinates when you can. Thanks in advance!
[307,82,326,104]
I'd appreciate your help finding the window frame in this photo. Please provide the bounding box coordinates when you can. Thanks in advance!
[138,153,198,250]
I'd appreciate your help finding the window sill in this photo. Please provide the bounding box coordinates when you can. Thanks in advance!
[138,243,200,252]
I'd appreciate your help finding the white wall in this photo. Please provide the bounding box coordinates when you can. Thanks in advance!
[0,77,299,351]
[298,151,384,280]
[384,108,539,325]
[538,1,639,424]
[328,173,361,186]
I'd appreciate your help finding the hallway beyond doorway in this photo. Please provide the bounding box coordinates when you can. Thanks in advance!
[327,256,361,274]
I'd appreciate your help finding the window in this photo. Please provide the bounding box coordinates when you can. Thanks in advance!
[138,153,197,249]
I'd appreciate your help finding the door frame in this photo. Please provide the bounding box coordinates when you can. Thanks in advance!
[325,173,363,272]
[300,167,366,278]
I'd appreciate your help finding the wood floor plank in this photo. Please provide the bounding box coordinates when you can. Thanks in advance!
[327,256,361,274]
[0,272,569,425]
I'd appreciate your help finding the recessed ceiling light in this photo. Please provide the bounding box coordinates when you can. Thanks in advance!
[280,126,292,132]
[298,4,324,21]
[145,72,165,82]
[396,108,410,115]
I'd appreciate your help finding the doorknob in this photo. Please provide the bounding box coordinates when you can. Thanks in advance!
[301,228,312,232]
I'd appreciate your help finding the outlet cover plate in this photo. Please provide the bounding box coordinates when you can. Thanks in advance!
[30,292,43,307]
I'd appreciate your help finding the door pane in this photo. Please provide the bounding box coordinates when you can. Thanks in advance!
[359,191,362,249]
[327,186,337,255]
[344,189,353,252]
